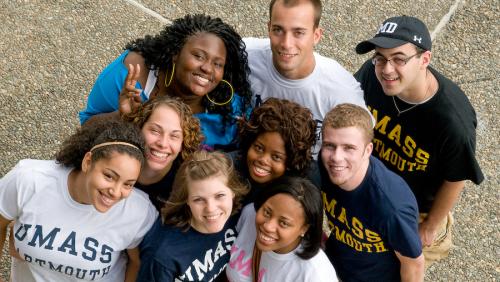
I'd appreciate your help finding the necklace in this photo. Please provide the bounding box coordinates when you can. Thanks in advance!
[392,71,433,116]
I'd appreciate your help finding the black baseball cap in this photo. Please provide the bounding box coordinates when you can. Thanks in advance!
[356,16,431,54]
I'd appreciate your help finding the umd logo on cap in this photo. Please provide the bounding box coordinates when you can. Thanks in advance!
[376,22,398,34]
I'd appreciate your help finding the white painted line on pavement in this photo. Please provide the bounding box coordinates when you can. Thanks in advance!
[431,0,464,41]
[124,0,172,25]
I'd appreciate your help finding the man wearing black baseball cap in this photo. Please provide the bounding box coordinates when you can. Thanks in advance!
[354,15,484,270]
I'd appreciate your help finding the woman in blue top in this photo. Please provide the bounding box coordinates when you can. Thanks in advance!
[80,14,252,151]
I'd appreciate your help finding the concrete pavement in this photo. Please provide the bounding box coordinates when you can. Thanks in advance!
[0,0,498,280]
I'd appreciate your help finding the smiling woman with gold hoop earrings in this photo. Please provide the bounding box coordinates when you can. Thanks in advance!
[80,14,252,151]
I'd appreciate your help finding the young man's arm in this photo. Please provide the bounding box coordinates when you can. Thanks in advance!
[395,251,424,282]
[419,180,464,246]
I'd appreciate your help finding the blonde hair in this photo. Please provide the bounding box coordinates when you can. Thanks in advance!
[161,150,249,230]
[322,103,374,144]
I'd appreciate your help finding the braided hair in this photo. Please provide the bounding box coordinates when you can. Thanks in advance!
[125,14,252,126]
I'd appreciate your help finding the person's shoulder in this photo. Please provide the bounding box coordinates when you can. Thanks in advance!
[305,249,338,282]
[13,159,66,179]
[367,156,416,204]
[314,52,349,73]
[430,67,477,130]
[129,187,152,203]
[241,203,256,218]
[430,67,462,92]
[14,159,53,169]
[123,51,147,68]
[313,53,362,84]
[354,59,375,80]
[243,37,270,51]
[117,188,158,224]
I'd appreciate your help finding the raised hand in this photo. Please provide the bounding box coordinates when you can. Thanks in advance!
[119,64,143,116]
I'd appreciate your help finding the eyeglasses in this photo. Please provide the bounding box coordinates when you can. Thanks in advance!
[371,52,421,67]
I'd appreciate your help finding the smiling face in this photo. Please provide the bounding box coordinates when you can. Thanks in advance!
[268,0,322,79]
[321,126,372,191]
[246,131,287,184]
[81,151,141,213]
[374,43,429,98]
[255,193,308,254]
[187,174,235,234]
[141,105,183,179]
[171,32,227,98]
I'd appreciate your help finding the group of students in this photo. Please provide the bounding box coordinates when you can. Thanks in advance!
[0,0,484,281]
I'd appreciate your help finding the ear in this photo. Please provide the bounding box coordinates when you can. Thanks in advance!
[365,142,373,157]
[300,224,309,238]
[313,27,323,46]
[81,151,92,173]
[420,50,432,69]
[267,21,271,33]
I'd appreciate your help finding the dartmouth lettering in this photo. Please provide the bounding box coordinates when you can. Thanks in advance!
[14,223,115,280]
[369,106,430,172]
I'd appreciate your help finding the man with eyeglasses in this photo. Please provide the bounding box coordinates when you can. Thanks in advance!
[354,16,484,268]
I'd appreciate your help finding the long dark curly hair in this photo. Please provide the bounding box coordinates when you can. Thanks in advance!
[125,14,252,126]
[55,119,145,170]
[239,98,317,177]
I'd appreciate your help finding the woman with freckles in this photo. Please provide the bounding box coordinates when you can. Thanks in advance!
[226,176,337,282]
[80,14,252,151]
[0,119,157,282]
[137,150,249,281]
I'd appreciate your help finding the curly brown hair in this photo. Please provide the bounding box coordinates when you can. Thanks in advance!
[162,150,249,231]
[124,95,203,160]
[239,98,317,177]
[55,119,145,170]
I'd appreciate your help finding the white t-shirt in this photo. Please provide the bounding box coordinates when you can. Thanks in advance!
[226,204,338,282]
[244,37,367,156]
[0,159,158,282]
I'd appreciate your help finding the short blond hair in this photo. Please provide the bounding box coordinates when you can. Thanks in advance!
[322,103,373,144]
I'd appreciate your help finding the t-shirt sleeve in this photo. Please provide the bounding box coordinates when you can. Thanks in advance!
[353,60,374,101]
[242,37,269,50]
[79,52,132,124]
[128,200,158,249]
[236,204,255,233]
[438,126,484,184]
[0,161,32,220]
[385,205,422,258]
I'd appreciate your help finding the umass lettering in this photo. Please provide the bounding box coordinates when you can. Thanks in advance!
[369,106,430,172]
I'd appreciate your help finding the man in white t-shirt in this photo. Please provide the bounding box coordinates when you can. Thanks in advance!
[244,0,367,155]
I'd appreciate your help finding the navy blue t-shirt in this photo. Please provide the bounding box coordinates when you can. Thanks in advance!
[315,156,421,282]
[135,158,180,212]
[138,215,239,281]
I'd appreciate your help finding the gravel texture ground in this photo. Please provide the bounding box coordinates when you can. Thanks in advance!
[0,0,498,281]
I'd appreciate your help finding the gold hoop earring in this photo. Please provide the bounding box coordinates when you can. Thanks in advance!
[164,63,175,88]
[205,79,234,106]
